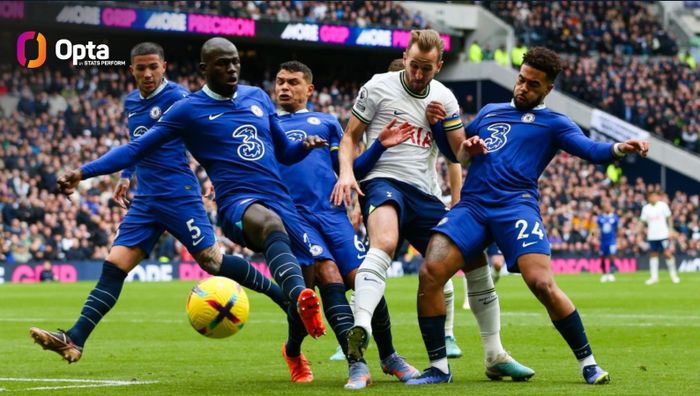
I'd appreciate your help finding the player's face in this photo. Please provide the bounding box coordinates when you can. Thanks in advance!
[130,54,166,97]
[275,69,314,113]
[513,64,553,111]
[648,193,659,204]
[602,200,613,213]
[402,44,443,94]
[201,47,240,97]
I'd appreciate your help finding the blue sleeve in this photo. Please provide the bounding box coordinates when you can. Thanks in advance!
[556,117,614,163]
[329,118,343,172]
[81,102,186,179]
[431,122,458,163]
[270,113,311,165]
[120,166,134,179]
[352,139,386,179]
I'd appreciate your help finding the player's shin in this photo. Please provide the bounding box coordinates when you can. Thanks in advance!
[466,265,506,363]
[443,279,455,338]
[217,254,288,312]
[67,261,128,347]
[552,310,597,370]
[372,297,395,360]
[353,248,392,335]
[319,283,355,362]
[263,231,306,301]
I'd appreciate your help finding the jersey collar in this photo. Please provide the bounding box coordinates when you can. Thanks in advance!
[277,108,309,116]
[140,79,168,100]
[202,84,238,101]
[509,99,547,111]
[399,70,430,99]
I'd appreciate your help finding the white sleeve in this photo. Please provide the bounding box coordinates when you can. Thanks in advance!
[442,89,461,119]
[663,202,672,218]
[640,206,648,222]
[351,77,379,124]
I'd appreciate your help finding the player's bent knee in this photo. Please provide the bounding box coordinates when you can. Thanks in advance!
[419,261,446,288]
[194,246,223,275]
[315,260,343,286]
[107,245,146,272]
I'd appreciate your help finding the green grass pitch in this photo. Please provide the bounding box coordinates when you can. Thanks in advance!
[1,271,698,395]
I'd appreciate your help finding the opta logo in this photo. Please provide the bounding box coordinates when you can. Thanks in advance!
[16,31,47,69]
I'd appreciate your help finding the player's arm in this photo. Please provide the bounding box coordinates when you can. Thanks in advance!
[57,105,185,195]
[666,204,676,239]
[331,119,413,179]
[447,162,462,207]
[270,113,327,165]
[331,114,369,207]
[113,119,135,209]
[557,119,649,162]
[428,101,486,167]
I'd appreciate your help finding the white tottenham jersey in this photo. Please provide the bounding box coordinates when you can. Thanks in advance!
[351,70,462,197]
[640,201,672,241]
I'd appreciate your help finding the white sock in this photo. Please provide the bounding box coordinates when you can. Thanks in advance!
[353,248,392,337]
[349,291,355,314]
[430,357,450,374]
[578,354,597,370]
[466,265,506,363]
[667,256,678,278]
[649,256,659,280]
[444,278,455,337]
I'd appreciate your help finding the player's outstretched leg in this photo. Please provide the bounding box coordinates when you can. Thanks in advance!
[372,297,420,382]
[462,276,470,310]
[212,253,289,312]
[520,253,609,385]
[262,230,325,337]
[465,264,534,381]
[30,260,128,363]
[443,278,463,358]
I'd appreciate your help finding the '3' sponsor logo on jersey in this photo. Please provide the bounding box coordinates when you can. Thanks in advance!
[232,124,265,161]
[484,123,511,153]
[285,129,307,142]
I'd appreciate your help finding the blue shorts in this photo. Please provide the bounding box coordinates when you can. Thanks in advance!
[114,196,216,255]
[219,196,332,267]
[599,243,617,256]
[433,200,550,273]
[486,242,502,256]
[648,239,669,253]
[297,206,366,277]
[360,177,448,255]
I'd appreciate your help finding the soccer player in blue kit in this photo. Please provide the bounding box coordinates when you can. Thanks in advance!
[55,38,332,348]
[274,61,419,388]
[414,47,649,385]
[596,200,620,282]
[30,42,287,363]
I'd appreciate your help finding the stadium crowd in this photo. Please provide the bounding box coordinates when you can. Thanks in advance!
[484,1,678,55]
[135,0,430,29]
[1,58,699,264]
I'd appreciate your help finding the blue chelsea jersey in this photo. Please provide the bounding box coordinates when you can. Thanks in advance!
[597,213,619,245]
[460,102,615,206]
[278,110,344,213]
[123,81,200,198]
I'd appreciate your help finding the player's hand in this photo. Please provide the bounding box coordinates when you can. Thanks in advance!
[57,168,83,196]
[618,139,649,157]
[203,182,215,201]
[426,101,447,125]
[331,172,363,208]
[457,136,487,164]
[112,178,131,209]
[303,135,329,150]
[378,119,414,148]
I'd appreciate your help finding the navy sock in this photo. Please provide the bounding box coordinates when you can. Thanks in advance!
[552,309,593,360]
[263,231,306,302]
[217,254,288,313]
[67,261,127,347]
[372,297,396,360]
[418,315,447,362]
[319,283,357,362]
[284,303,307,358]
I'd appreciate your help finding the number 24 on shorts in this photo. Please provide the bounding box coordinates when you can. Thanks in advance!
[515,219,544,248]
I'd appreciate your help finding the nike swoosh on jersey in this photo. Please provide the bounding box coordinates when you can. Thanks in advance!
[192,237,205,246]
[484,113,497,118]
[522,241,538,248]
[208,113,224,120]
[128,112,138,118]
[392,110,406,115]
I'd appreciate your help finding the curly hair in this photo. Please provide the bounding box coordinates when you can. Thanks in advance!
[522,47,562,82]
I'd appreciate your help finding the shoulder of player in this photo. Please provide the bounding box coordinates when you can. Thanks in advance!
[363,71,396,90]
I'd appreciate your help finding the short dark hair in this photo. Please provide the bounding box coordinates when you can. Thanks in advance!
[279,60,313,83]
[522,47,562,82]
[130,42,164,62]
[387,58,404,72]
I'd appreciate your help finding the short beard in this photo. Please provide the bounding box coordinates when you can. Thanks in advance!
[513,94,544,111]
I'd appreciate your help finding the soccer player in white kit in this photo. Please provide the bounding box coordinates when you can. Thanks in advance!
[640,191,680,284]
[331,29,531,380]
